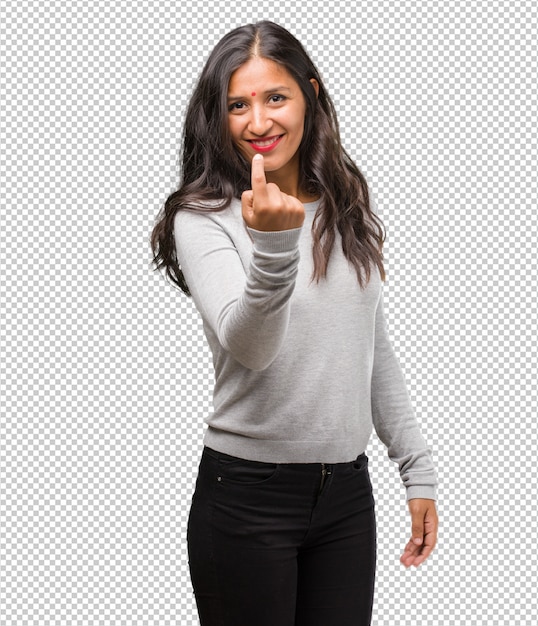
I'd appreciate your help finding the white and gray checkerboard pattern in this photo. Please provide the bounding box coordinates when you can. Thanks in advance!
[1,0,537,624]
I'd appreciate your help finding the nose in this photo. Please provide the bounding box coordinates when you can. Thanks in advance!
[247,104,273,136]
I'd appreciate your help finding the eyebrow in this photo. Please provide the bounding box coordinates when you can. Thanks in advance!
[227,86,293,101]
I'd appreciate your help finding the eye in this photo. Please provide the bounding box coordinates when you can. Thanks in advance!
[268,94,286,104]
[228,101,246,112]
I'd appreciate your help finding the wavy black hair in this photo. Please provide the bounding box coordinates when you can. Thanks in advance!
[151,20,385,295]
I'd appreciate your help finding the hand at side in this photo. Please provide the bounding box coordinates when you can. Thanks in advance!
[400,498,438,568]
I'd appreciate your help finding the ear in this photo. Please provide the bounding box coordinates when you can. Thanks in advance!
[309,78,320,98]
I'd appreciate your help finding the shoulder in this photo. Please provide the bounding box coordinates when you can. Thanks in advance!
[173,198,246,253]
[174,198,242,229]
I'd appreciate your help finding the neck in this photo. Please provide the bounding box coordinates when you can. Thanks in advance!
[265,159,319,203]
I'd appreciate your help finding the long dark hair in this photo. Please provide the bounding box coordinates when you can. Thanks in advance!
[151,20,385,295]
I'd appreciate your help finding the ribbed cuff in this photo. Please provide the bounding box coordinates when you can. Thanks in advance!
[406,485,438,501]
[247,226,302,253]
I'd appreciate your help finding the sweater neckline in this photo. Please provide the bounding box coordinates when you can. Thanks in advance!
[303,198,321,212]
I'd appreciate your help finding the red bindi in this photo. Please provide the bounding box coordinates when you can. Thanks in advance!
[251,92,256,96]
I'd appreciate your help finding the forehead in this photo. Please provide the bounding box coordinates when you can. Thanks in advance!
[228,57,298,93]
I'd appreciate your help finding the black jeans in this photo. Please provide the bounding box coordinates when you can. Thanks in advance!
[187,447,377,626]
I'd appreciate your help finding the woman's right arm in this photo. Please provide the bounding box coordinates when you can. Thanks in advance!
[174,208,302,372]
[174,154,305,371]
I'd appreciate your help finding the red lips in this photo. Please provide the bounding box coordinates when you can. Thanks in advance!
[247,135,284,153]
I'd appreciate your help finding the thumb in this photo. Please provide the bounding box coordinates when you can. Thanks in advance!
[410,505,425,545]
[241,189,254,225]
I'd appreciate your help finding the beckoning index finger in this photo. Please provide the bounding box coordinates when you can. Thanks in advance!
[251,153,268,197]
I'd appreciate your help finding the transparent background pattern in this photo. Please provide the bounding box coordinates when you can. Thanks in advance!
[1,0,537,624]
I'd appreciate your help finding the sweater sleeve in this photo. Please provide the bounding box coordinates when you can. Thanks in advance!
[174,209,301,371]
[371,290,438,501]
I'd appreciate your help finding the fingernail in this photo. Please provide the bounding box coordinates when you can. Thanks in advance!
[413,537,423,545]
[253,154,263,160]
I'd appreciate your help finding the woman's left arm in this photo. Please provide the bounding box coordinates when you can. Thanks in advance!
[371,289,438,565]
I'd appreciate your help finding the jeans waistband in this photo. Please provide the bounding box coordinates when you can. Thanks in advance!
[203,446,366,466]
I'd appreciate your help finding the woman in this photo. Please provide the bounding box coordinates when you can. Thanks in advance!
[152,20,438,626]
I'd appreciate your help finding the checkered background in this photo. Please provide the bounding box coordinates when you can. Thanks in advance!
[1,0,536,624]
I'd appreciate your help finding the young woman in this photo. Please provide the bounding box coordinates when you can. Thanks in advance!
[152,20,438,626]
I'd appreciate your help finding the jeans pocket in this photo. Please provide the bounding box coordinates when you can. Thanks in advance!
[217,457,279,485]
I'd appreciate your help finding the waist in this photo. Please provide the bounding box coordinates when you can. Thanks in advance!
[203,446,366,467]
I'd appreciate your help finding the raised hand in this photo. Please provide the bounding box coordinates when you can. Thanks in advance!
[241,154,305,232]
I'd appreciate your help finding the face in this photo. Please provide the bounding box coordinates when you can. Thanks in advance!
[227,57,317,194]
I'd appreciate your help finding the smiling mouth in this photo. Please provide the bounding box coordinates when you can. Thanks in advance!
[247,135,284,151]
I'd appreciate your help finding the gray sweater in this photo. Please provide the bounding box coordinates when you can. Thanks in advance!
[174,198,437,500]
